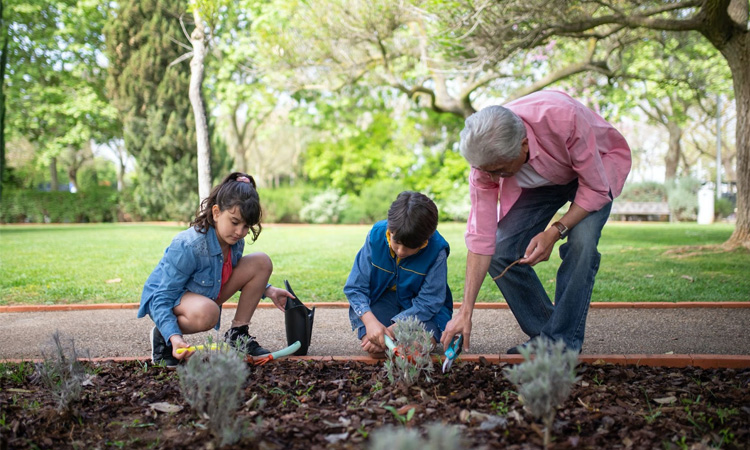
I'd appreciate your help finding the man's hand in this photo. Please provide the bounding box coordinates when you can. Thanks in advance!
[519,228,558,266]
[440,309,472,352]
[265,286,293,312]
[170,335,193,361]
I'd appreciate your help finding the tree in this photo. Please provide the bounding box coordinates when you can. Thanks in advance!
[607,33,733,180]
[254,0,623,119]
[105,0,199,220]
[0,0,7,200]
[446,0,747,246]
[178,0,229,202]
[3,1,119,195]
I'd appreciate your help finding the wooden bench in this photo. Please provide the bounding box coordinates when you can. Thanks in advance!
[610,201,672,222]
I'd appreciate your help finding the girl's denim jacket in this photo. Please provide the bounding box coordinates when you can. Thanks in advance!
[138,226,244,344]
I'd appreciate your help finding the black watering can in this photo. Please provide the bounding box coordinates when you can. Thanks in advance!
[284,280,315,356]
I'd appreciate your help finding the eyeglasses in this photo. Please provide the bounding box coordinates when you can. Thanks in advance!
[471,166,514,178]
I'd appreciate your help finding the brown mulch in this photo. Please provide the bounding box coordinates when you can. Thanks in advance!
[1,359,748,449]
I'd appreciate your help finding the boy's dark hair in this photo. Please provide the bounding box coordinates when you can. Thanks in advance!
[387,191,439,249]
[191,172,263,242]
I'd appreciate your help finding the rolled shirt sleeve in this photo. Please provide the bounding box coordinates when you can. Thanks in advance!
[465,167,501,256]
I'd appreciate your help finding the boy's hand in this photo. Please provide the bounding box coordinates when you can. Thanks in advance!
[170,335,194,360]
[361,312,394,350]
[265,286,293,312]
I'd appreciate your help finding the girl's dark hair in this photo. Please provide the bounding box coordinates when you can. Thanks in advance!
[387,191,438,248]
[190,172,263,242]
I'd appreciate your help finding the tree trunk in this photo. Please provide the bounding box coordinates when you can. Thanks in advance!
[189,9,211,203]
[50,157,58,192]
[664,122,682,180]
[0,9,7,201]
[721,33,750,248]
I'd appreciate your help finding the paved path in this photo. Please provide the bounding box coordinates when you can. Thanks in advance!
[1,305,749,360]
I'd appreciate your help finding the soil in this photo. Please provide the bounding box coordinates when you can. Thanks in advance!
[1,359,749,449]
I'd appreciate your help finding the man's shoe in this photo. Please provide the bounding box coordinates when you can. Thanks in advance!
[151,326,180,368]
[224,325,270,356]
[506,339,534,355]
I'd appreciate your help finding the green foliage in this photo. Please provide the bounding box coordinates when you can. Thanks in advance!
[503,338,580,448]
[177,345,250,446]
[714,197,735,219]
[666,177,702,221]
[384,317,435,388]
[35,331,90,414]
[344,180,409,224]
[619,182,668,203]
[369,423,464,450]
[104,0,198,221]
[258,184,321,223]
[4,0,119,169]
[0,188,120,223]
[304,111,418,195]
[299,189,350,224]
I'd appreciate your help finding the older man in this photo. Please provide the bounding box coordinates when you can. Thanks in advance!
[441,90,631,354]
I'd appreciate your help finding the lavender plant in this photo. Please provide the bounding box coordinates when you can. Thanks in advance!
[384,316,435,387]
[178,343,249,446]
[369,422,463,450]
[503,337,580,448]
[35,331,90,415]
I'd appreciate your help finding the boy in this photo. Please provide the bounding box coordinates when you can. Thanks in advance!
[344,191,453,357]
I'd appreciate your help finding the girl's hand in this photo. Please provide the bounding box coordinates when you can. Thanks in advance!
[265,286,292,312]
[170,335,194,360]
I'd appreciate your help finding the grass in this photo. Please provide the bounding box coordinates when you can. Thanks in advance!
[0,222,747,306]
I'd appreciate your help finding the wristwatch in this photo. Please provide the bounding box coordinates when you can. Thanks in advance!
[551,221,569,240]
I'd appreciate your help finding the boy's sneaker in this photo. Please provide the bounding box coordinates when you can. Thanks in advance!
[151,326,180,368]
[224,325,270,356]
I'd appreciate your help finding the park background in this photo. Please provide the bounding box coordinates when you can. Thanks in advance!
[1,0,749,305]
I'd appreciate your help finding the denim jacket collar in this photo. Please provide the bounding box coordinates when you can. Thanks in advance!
[206,226,223,257]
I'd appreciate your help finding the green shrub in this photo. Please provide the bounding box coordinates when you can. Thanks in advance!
[258,185,321,223]
[432,182,470,222]
[178,345,250,446]
[0,188,120,223]
[715,197,735,219]
[619,181,668,202]
[299,189,350,224]
[665,177,701,221]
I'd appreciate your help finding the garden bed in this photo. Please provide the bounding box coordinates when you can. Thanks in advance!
[1,359,748,449]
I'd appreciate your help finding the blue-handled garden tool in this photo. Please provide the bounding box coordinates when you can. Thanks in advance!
[441,334,463,373]
[249,341,301,365]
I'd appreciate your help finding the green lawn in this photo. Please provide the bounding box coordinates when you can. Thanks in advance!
[0,222,747,305]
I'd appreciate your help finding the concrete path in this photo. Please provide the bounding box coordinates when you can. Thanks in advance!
[1,305,748,360]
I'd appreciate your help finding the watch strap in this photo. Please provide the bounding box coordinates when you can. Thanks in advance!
[552,221,569,239]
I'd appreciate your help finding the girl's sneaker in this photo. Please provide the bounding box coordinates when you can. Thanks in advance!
[224,325,270,356]
[150,326,180,368]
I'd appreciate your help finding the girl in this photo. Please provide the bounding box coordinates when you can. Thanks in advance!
[138,172,292,367]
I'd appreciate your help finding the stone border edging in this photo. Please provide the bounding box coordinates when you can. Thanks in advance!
[3,354,749,369]
[2,301,749,313]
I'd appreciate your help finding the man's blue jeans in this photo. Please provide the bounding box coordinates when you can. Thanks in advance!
[488,180,612,352]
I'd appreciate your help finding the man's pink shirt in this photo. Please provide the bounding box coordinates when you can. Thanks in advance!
[465,91,632,255]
